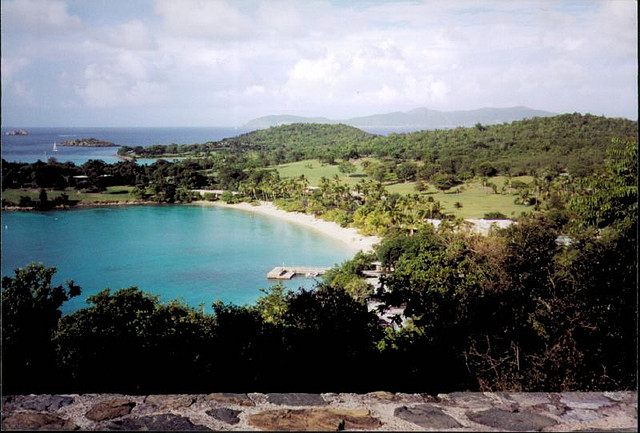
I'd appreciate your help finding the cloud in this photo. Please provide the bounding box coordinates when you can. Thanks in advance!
[1,0,82,34]
[90,20,156,51]
[75,59,168,108]
[154,0,253,40]
[0,57,30,82]
[1,0,637,126]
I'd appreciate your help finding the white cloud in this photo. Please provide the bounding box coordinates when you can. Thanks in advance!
[90,20,156,51]
[1,0,637,125]
[154,0,253,40]
[75,61,167,108]
[0,57,30,82]
[1,0,82,34]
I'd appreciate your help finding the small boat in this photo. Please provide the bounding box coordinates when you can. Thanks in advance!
[53,142,58,152]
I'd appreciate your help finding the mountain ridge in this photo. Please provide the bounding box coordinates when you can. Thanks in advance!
[244,106,557,129]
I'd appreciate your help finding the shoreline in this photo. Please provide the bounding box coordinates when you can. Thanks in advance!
[193,200,381,253]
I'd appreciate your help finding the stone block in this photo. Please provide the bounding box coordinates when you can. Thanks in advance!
[248,408,382,431]
[85,398,135,421]
[20,395,74,412]
[144,394,194,410]
[107,414,209,430]
[394,404,461,429]
[266,393,327,406]
[2,412,77,430]
[204,392,255,406]
[604,391,638,404]
[206,407,241,425]
[467,408,558,431]
[560,408,604,422]
[446,392,496,409]
[560,392,616,410]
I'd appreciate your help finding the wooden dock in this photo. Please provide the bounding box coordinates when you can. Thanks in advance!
[267,266,331,280]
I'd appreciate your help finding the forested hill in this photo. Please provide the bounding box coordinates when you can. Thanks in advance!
[216,123,372,155]
[362,113,637,177]
[119,123,372,162]
[120,113,636,177]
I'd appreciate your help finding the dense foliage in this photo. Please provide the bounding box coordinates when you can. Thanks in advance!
[118,123,372,165]
[1,116,637,394]
[116,113,636,180]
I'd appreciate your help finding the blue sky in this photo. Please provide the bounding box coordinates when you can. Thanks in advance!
[1,0,637,127]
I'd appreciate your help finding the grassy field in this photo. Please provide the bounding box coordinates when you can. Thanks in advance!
[2,186,137,204]
[275,159,368,187]
[275,159,534,219]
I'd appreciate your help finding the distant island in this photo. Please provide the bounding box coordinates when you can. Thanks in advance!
[244,106,557,129]
[5,129,29,136]
[60,138,118,147]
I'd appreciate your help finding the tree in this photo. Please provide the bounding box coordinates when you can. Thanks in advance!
[255,283,292,325]
[278,285,383,392]
[432,173,459,192]
[2,263,81,393]
[338,160,357,177]
[568,138,637,231]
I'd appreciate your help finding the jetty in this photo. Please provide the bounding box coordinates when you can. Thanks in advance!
[267,266,331,280]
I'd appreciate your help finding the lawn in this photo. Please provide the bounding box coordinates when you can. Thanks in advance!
[386,178,533,219]
[2,186,137,205]
[275,160,534,219]
[275,159,368,187]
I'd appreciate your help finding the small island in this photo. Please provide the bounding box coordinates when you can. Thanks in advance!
[60,137,119,147]
[5,129,29,136]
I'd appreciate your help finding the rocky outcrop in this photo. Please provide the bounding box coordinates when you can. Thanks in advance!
[59,138,118,147]
[5,129,29,136]
[1,391,637,431]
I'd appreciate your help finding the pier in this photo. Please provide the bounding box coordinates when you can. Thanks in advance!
[267,266,331,280]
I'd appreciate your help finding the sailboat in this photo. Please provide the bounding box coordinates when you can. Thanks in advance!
[52,142,58,152]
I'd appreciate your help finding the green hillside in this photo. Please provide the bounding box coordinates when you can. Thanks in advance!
[364,113,637,177]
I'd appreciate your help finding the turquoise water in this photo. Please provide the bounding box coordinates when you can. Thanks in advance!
[1,205,353,314]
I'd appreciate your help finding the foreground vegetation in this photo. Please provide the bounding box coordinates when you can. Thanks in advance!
[2,137,636,394]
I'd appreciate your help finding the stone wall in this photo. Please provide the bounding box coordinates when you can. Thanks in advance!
[2,391,637,431]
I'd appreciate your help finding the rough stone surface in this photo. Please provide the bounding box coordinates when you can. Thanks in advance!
[561,392,618,409]
[605,391,638,404]
[20,395,75,412]
[206,407,241,425]
[467,407,558,431]
[84,398,135,421]
[247,408,381,431]
[560,408,605,422]
[2,412,78,430]
[204,392,255,406]
[144,394,194,410]
[1,391,636,431]
[266,393,327,406]
[394,404,461,429]
[444,392,498,409]
[107,414,210,431]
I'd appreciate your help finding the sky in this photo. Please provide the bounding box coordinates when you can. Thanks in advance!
[1,0,637,127]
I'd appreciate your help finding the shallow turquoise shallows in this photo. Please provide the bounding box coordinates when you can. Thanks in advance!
[1,205,353,314]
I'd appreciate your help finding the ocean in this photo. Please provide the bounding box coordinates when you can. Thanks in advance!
[1,127,252,165]
[1,205,353,314]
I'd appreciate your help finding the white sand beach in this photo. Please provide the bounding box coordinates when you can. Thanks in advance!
[193,200,380,253]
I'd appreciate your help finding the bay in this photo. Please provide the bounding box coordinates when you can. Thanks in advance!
[1,205,353,314]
